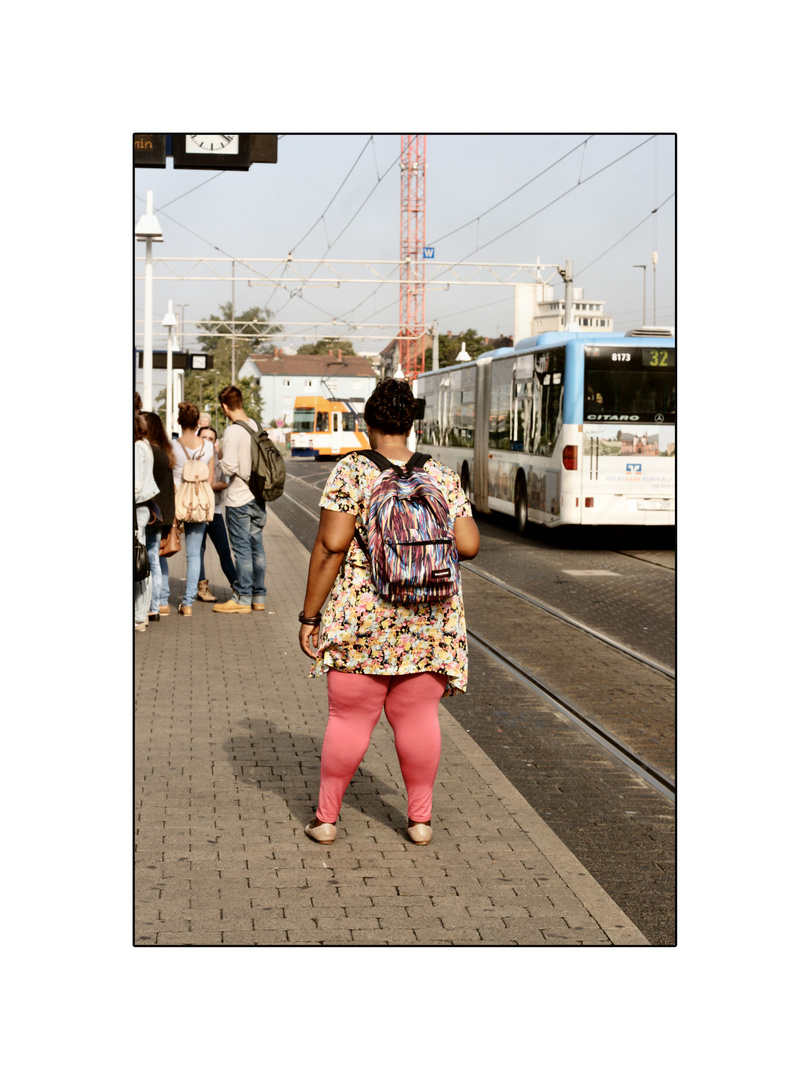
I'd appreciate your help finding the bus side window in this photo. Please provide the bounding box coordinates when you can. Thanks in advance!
[332,412,340,433]
[316,412,329,432]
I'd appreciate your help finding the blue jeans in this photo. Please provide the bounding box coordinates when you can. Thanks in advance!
[199,513,237,587]
[145,528,162,613]
[181,521,208,606]
[135,507,152,624]
[159,555,171,605]
[225,500,267,605]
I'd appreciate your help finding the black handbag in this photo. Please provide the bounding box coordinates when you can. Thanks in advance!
[135,523,150,582]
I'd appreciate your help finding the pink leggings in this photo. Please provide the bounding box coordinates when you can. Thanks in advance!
[316,669,448,824]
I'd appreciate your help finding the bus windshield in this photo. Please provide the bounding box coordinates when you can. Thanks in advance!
[292,409,314,432]
[584,347,675,422]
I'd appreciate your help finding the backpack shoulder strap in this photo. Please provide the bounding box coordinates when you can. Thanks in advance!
[232,419,258,440]
[179,441,205,461]
[407,452,431,470]
[356,449,394,473]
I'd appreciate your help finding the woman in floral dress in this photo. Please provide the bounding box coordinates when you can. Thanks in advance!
[298,378,479,846]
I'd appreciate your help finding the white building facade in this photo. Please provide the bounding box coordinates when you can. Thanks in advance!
[514,284,613,340]
[238,353,378,428]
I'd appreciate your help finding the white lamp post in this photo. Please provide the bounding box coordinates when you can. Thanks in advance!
[135,192,164,410]
[162,301,178,433]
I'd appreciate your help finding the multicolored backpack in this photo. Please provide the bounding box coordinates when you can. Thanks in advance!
[353,450,460,605]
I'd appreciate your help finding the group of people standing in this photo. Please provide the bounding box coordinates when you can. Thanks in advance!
[134,385,269,630]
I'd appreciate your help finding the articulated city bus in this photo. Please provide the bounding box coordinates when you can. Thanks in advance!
[413,328,675,529]
[290,396,370,459]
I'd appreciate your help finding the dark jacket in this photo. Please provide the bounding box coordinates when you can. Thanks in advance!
[147,445,176,537]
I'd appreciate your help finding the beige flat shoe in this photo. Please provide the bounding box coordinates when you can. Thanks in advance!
[304,818,337,844]
[406,823,432,845]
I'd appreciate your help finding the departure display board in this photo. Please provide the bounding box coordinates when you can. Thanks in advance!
[584,346,676,370]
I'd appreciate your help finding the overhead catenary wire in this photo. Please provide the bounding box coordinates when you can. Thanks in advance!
[426,135,593,247]
[321,135,663,340]
[577,192,674,277]
[429,134,659,279]
[137,135,671,351]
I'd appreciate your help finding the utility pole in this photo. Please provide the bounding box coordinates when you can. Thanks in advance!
[634,264,647,325]
[561,259,574,330]
[651,251,658,324]
[176,303,191,352]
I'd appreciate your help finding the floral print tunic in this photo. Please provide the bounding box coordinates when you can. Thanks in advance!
[309,452,473,696]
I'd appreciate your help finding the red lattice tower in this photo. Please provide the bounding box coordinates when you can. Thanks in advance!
[399,135,427,379]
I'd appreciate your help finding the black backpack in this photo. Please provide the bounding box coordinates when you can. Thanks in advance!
[233,420,286,503]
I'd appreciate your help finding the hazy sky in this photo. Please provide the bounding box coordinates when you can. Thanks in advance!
[135,133,675,355]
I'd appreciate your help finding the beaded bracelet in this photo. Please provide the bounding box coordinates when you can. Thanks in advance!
[298,611,322,625]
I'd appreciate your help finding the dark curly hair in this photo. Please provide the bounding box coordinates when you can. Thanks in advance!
[363,378,416,435]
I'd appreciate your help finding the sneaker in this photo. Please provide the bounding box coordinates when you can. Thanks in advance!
[135,622,147,633]
[148,612,160,622]
[178,605,193,617]
[159,605,170,616]
[197,580,216,602]
[212,598,252,614]
[251,602,266,611]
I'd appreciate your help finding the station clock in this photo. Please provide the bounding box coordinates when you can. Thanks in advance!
[172,134,251,171]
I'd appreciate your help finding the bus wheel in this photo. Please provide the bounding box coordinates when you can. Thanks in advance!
[515,477,529,535]
[461,463,471,501]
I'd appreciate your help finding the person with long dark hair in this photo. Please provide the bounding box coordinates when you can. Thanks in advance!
[141,411,176,620]
[172,401,215,616]
[135,410,159,632]
[298,378,480,846]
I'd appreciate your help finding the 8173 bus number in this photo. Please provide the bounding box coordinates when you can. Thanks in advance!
[611,353,631,362]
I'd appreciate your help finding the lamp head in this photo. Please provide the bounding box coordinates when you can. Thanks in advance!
[135,213,163,242]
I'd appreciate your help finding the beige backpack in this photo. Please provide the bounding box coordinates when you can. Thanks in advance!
[175,443,214,523]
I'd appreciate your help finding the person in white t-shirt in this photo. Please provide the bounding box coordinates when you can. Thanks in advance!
[172,401,215,616]
[213,385,268,614]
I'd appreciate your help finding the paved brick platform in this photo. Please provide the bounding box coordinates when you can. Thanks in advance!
[134,509,649,945]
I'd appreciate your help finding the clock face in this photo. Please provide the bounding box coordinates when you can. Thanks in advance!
[191,355,207,370]
[186,134,239,154]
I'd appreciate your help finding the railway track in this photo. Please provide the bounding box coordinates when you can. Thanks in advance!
[280,484,675,802]
[462,562,674,680]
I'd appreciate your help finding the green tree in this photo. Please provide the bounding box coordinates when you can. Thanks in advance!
[297,337,357,356]
[161,302,283,430]
[427,328,510,369]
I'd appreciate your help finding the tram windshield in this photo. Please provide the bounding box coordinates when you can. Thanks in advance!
[291,408,315,432]
[584,347,675,422]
